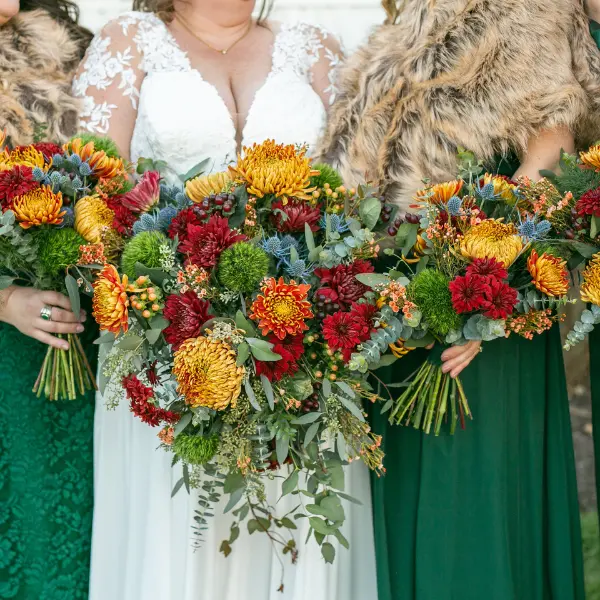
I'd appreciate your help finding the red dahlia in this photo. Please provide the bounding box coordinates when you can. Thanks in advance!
[272,332,305,361]
[322,311,363,362]
[106,198,137,236]
[449,274,490,313]
[32,142,63,160]
[123,374,179,427]
[255,333,304,382]
[271,199,321,233]
[576,188,600,218]
[466,257,508,280]
[167,207,202,242]
[179,214,247,268]
[0,165,37,208]
[348,302,377,342]
[314,260,375,309]
[163,291,212,350]
[481,278,518,320]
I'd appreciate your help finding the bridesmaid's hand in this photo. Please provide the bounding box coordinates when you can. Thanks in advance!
[0,286,86,350]
[440,340,482,378]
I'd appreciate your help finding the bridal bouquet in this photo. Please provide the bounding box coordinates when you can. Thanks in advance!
[0,133,155,400]
[349,152,576,434]
[93,140,389,564]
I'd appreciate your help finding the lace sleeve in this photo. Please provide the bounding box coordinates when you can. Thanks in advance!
[310,27,345,107]
[72,15,146,158]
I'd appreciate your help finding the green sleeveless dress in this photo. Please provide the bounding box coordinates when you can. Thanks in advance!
[0,319,96,598]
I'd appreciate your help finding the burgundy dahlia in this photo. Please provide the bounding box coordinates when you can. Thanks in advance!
[466,257,508,280]
[481,278,518,320]
[576,188,600,218]
[449,274,490,313]
[271,199,321,233]
[33,142,63,160]
[322,311,363,362]
[168,207,202,242]
[179,214,247,268]
[163,291,212,350]
[314,260,375,309]
[0,165,37,208]
[106,198,137,236]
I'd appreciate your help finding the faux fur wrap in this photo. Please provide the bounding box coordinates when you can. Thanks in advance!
[319,0,600,208]
[0,10,83,147]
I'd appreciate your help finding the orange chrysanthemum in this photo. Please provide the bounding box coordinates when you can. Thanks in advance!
[12,186,65,229]
[92,264,130,334]
[173,336,244,410]
[64,138,124,179]
[74,195,115,243]
[527,249,569,297]
[415,179,463,203]
[461,219,523,267]
[1,145,49,172]
[229,139,317,200]
[250,276,313,340]
[581,253,600,306]
[580,145,600,171]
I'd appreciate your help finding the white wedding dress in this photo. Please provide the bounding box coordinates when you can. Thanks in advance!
[73,12,378,600]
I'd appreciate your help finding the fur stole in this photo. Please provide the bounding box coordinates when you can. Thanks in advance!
[319,0,600,207]
[0,10,83,147]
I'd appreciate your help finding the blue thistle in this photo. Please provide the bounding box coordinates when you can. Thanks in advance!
[52,154,64,167]
[260,235,283,255]
[79,162,93,177]
[71,176,83,190]
[284,258,315,282]
[320,213,349,233]
[69,153,82,167]
[157,206,178,230]
[279,235,301,254]
[518,216,551,240]
[446,195,462,216]
[32,167,45,182]
[477,182,496,200]
[133,212,162,235]
[57,206,75,229]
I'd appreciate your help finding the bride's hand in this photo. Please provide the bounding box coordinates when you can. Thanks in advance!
[440,340,482,378]
[0,286,86,350]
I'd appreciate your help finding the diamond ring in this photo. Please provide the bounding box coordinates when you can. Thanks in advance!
[40,306,53,321]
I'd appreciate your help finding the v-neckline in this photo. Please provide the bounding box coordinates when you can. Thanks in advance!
[160,17,282,152]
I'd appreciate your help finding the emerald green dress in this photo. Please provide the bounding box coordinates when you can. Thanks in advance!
[0,322,95,598]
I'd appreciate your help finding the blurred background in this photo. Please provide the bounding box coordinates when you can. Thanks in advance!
[73,0,600,594]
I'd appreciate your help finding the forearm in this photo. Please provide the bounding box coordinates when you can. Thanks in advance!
[513,125,574,181]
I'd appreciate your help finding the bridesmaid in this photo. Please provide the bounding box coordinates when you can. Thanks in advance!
[320,1,600,598]
[0,3,95,599]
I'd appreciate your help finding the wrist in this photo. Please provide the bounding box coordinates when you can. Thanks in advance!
[0,285,17,323]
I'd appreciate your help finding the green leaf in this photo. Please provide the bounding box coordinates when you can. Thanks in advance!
[134,263,170,286]
[149,315,169,331]
[292,412,321,425]
[307,497,344,522]
[224,471,245,494]
[229,524,240,544]
[404,333,435,348]
[337,393,365,422]
[219,540,232,558]
[145,329,162,344]
[174,412,192,435]
[179,157,211,182]
[280,517,297,530]
[247,337,282,362]
[354,273,391,288]
[290,246,299,263]
[328,463,345,491]
[282,470,299,496]
[276,435,290,466]
[223,487,244,513]
[371,354,398,369]
[0,276,15,290]
[94,331,115,345]
[235,310,257,335]
[229,185,249,229]
[321,542,336,564]
[244,379,261,410]
[236,342,250,366]
[571,241,600,258]
[314,531,325,546]
[309,517,335,535]
[395,222,418,256]
[333,529,350,550]
[183,464,190,493]
[65,273,81,318]
[305,222,316,252]
[303,421,320,447]
[171,477,185,498]
[322,378,332,398]
[336,491,363,505]
[260,374,275,410]
[592,216,600,240]
[115,335,144,351]
[335,381,356,398]
[247,519,261,535]
[359,197,382,230]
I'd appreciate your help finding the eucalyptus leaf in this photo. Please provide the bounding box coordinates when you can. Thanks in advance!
[223,487,244,513]
[247,337,282,362]
[235,310,257,335]
[244,379,261,410]
[335,491,363,505]
[359,197,382,230]
[171,477,185,498]
[65,274,81,318]
[276,436,290,468]
[115,335,144,351]
[94,331,115,345]
[354,273,391,288]
[179,157,211,182]
[174,412,192,435]
[292,412,321,425]
[371,354,398,369]
[304,421,320,447]
[260,374,275,410]
[322,378,332,398]
[592,215,600,240]
[337,393,365,422]
[282,469,299,496]
[0,276,15,290]
[145,329,163,344]
[334,381,356,398]
[149,315,170,331]
[134,263,170,286]
[236,342,250,366]
[305,223,316,252]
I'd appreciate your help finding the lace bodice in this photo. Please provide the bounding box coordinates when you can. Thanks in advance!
[73,12,342,180]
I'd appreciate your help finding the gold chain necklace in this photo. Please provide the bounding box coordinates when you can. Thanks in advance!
[174,13,253,55]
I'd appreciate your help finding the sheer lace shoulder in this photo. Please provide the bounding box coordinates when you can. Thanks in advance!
[72,11,189,136]
[273,22,344,106]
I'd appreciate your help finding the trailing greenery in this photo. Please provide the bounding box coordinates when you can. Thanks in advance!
[121,230,168,280]
[554,158,600,198]
[217,242,270,293]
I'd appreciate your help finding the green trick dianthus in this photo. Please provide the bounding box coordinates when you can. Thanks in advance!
[172,433,220,465]
[407,269,461,336]
[310,163,344,191]
[71,133,121,158]
[121,230,168,280]
[36,227,86,279]
[217,242,270,293]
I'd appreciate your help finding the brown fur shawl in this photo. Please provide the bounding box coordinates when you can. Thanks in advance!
[0,10,83,147]
[319,0,600,208]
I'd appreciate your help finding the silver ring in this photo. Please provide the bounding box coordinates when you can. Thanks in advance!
[40,306,53,321]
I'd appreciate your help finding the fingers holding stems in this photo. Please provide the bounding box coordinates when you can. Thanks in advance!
[440,340,482,378]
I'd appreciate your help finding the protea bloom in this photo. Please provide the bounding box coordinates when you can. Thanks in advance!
[527,249,569,297]
[250,277,313,339]
[580,145,600,171]
[230,139,317,200]
[186,171,231,202]
[64,138,124,179]
[581,254,600,306]
[92,264,130,334]
[74,195,116,243]
[120,170,160,213]
[173,336,244,410]
[12,186,65,228]
[461,220,523,267]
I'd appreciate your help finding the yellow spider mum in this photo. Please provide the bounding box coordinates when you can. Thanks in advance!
[461,219,523,267]
[580,145,600,171]
[229,139,317,200]
[581,253,600,306]
[527,249,569,297]
[12,186,65,229]
[64,138,124,179]
[415,179,463,203]
[173,336,245,410]
[186,171,231,203]
[92,264,130,334]
[480,173,519,203]
[1,145,48,171]
[74,195,115,243]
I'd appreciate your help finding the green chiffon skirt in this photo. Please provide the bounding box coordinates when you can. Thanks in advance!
[0,322,95,599]
[369,327,585,600]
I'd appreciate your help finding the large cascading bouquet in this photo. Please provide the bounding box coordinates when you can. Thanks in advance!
[348,151,585,435]
[92,140,391,565]
[0,133,157,400]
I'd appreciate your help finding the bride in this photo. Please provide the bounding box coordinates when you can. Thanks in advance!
[72,1,377,599]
